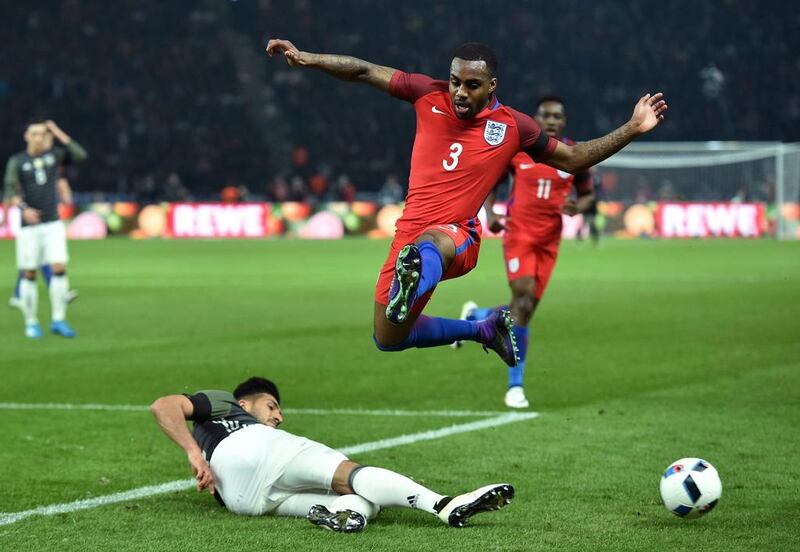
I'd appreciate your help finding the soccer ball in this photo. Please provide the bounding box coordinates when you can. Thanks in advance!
[659,458,721,518]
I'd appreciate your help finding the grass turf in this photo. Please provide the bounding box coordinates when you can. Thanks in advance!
[0,237,798,551]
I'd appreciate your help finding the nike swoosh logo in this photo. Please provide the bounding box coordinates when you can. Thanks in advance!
[431,106,447,115]
[519,163,536,169]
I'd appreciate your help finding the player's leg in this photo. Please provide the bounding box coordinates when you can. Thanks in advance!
[505,276,538,408]
[385,228,456,324]
[45,222,76,338]
[506,245,558,408]
[374,224,518,365]
[9,270,24,309]
[41,263,78,304]
[276,492,379,533]
[16,227,41,338]
[333,462,514,528]
[588,213,600,245]
[41,263,53,287]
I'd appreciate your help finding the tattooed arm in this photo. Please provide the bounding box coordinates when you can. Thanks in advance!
[266,38,397,93]
[546,93,668,174]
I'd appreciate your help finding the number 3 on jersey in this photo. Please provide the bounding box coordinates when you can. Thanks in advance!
[442,142,463,171]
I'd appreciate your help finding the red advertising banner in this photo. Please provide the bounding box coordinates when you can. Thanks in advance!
[166,203,271,238]
[656,202,766,238]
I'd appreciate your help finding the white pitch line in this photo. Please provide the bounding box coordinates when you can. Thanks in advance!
[0,402,511,418]
[0,411,538,527]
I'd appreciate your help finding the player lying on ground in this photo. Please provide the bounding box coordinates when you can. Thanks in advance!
[151,377,515,532]
[455,96,594,409]
[3,119,86,339]
[266,39,667,369]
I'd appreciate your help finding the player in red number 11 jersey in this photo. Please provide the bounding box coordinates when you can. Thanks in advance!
[266,38,667,370]
[458,96,595,408]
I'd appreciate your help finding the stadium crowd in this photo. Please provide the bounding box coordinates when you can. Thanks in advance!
[1,0,796,202]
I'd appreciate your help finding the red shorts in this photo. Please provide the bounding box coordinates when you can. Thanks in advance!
[375,218,482,315]
[502,236,561,300]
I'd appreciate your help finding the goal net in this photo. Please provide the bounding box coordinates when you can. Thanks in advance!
[596,142,800,240]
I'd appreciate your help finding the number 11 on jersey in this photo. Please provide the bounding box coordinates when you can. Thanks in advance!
[537,178,551,199]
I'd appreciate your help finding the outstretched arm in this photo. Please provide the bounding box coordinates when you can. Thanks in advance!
[150,394,216,494]
[266,38,397,93]
[546,93,668,174]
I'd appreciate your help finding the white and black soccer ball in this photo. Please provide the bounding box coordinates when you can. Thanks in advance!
[659,458,721,518]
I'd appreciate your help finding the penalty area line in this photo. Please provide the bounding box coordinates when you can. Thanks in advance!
[0,411,539,527]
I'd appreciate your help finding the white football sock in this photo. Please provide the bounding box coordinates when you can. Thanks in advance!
[351,466,443,514]
[50,274,69,322]
[272,492,379,520]
[19,278,38,325]
[331,494,380,520]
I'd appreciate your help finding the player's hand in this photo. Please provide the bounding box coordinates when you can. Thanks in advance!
[561,200,579,216]
[22,207,42,225]
[487,212,508,233]
[266,39,307,67]
[44,120,70,144]
[187,450,216,495]
[629,93,668,135]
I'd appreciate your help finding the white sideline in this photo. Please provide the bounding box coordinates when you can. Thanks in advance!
[0,402,511,417]
[0,411,538,526]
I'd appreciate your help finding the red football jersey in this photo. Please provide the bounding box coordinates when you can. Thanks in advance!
[505,138,592,239]
[389,71,559,235]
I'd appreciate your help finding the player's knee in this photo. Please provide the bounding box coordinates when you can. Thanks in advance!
[52,264,66,276]
[23,270,36,280]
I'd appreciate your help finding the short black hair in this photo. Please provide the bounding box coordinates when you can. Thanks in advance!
[535,95,566,111]
[233,377,281,404]
[26,117,47,129]
[452,42,498,77]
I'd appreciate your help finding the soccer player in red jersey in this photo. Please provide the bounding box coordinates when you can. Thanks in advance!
[266,39,667,367]
[459,96,594,408]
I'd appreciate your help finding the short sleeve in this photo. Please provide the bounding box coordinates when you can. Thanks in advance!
[185,390,237,422]
[389,71,444,103]
[509,108,559,162]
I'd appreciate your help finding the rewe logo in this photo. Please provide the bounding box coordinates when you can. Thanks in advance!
[658,203,764,238]
[170,203,268,238]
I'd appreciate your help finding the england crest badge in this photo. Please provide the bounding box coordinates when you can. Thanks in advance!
[484,120,507,146]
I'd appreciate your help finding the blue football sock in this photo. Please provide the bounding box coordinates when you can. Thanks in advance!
[374,315,479,351]
[508,325,529,388]
[14,271,23,299]
[415,241,443,299]
[468,306,499,321]
[41,264,53,287]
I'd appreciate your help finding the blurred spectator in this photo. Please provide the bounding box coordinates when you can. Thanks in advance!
[163,172,193,202]
[377,174,405,205]
[1,1,796,202]
[221,185,241,203]
[336,174,357,203]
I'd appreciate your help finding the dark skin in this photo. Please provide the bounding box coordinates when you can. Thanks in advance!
[485,99,595,326]
[265,38,666,345]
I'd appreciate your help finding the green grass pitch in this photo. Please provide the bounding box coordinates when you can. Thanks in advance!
[0,237,798,551]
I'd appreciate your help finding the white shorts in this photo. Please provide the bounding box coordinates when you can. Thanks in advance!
[16,220,69,270]
[209,424,347,516]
